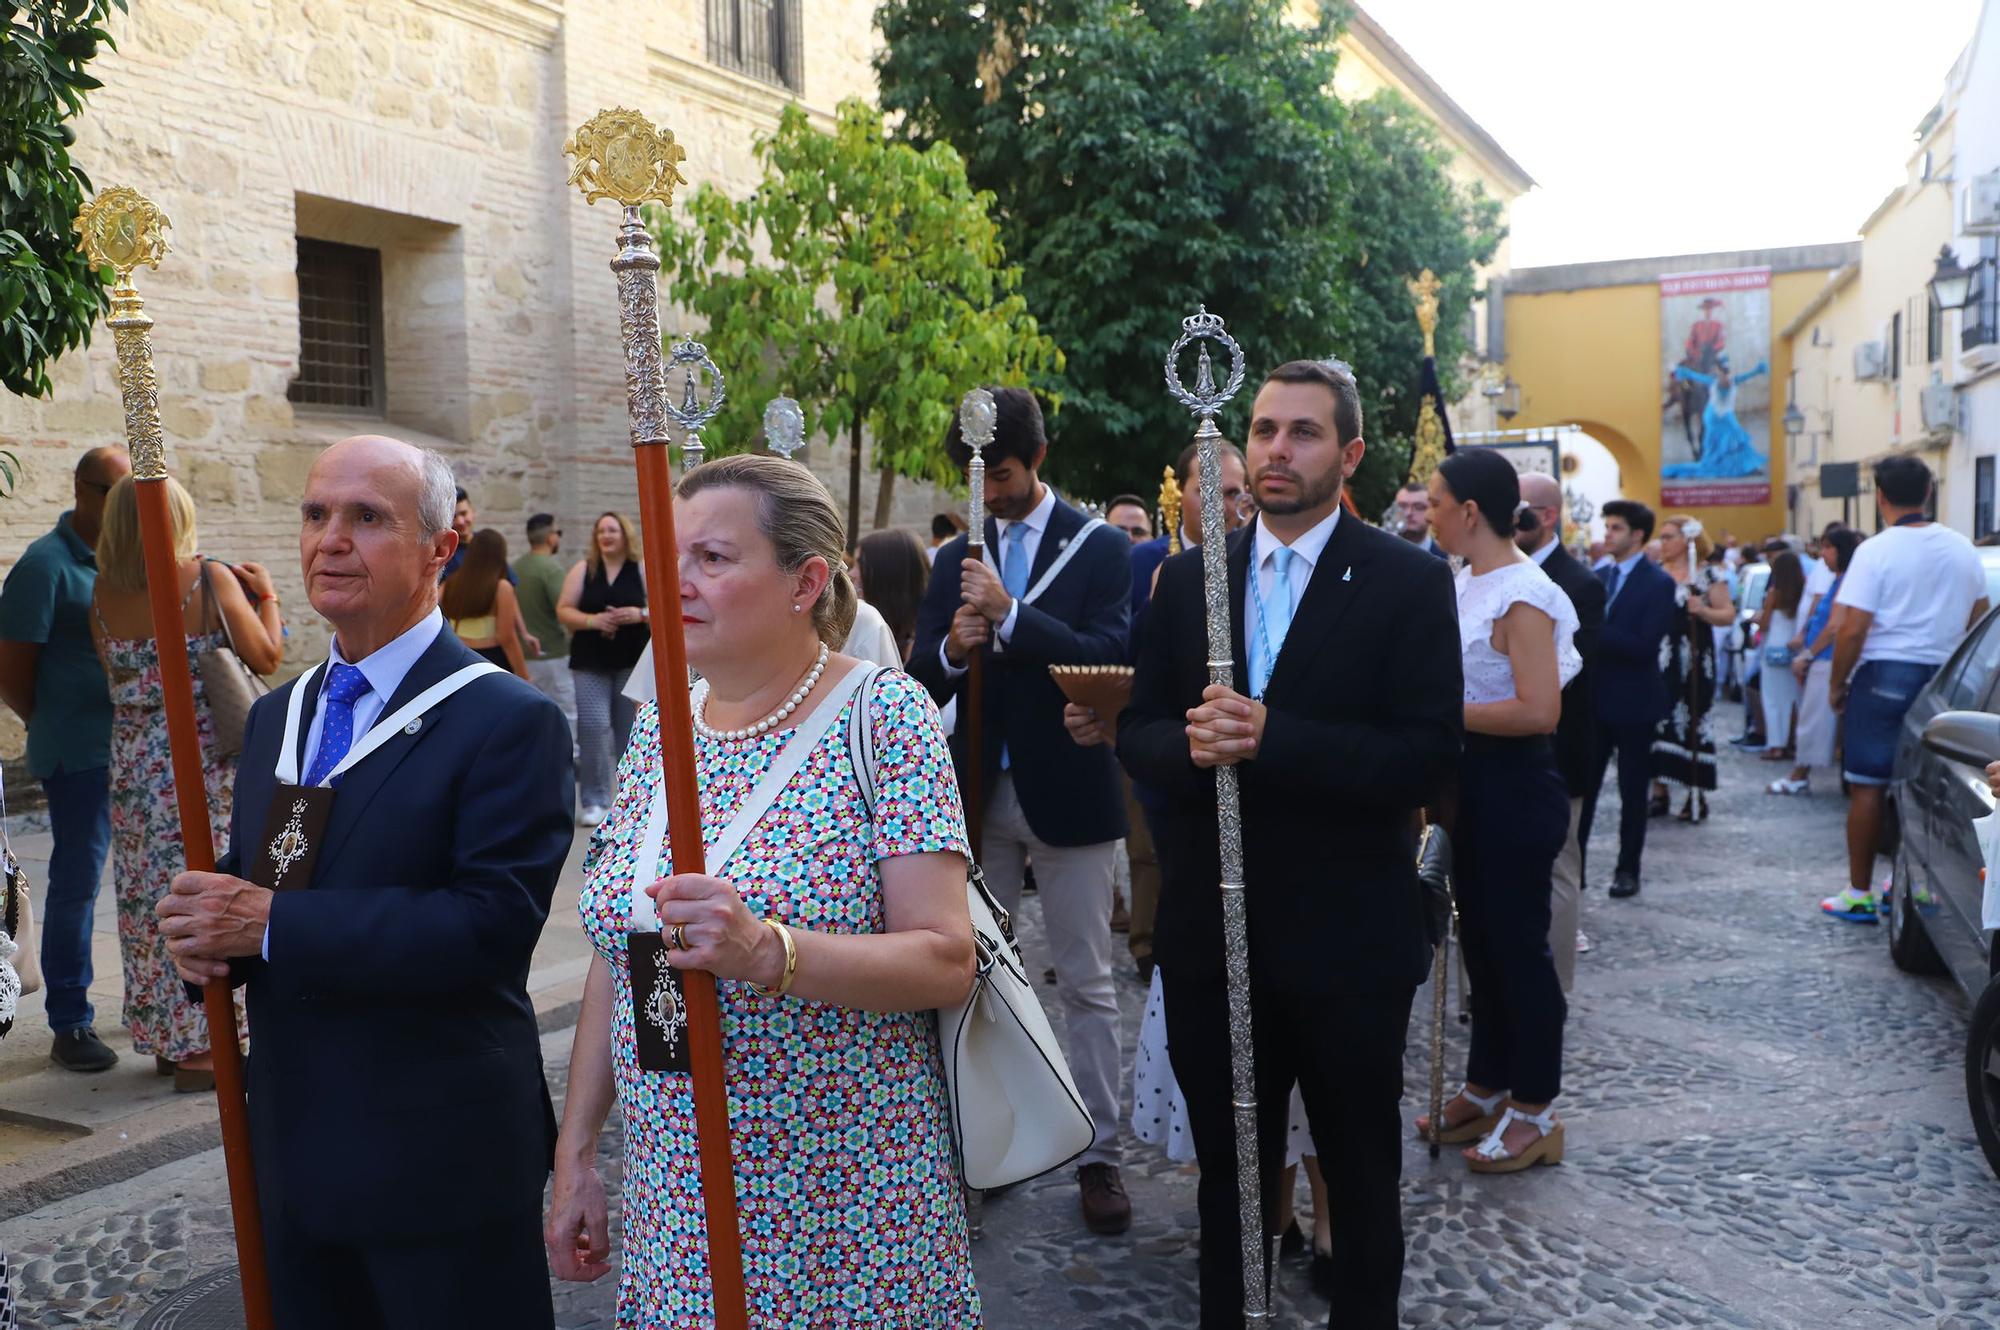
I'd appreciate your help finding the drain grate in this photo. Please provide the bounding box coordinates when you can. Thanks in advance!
[132,1269,247,1330]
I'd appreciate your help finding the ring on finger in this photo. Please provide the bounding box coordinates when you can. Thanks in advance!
[669,923,688,951]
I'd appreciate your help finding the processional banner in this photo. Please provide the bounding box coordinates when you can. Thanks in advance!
[1659,266,1771,508]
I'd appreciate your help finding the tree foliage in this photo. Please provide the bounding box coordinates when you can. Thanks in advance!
[1,0,124,399]
[875,0,1504,516]
[650,99,1063,539]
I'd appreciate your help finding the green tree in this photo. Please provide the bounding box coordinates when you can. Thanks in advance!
[651,99,1063,539]
[1,0,125,399]
[875,0,1502,516]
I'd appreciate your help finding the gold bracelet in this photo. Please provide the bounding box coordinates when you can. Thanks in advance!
[753,919,798,998]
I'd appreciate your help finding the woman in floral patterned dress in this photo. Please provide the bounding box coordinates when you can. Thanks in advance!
[89,477,282,1090]
[1648,516,1735,823]
[547,455,980,1327]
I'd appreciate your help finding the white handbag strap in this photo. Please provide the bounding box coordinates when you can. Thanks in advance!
[979,517,1110,608]
[631,662,871,930]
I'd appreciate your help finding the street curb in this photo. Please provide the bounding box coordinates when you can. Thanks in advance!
[0,995,586,1219]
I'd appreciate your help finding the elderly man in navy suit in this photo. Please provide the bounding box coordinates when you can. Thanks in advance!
[910,387,1135,1235]
[1578,498,1676,900]
[159,435,573,1329]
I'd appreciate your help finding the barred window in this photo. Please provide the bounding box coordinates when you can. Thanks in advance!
[708,0,802,92]
[289,238,384,413]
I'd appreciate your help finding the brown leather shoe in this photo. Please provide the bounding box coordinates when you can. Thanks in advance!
[1078,1163,1131,1235]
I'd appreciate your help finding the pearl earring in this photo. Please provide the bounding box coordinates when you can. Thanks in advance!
[793,604,803,614]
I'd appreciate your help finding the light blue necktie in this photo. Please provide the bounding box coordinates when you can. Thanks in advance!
[1000,522,1031,599]
[1253,546,1296,697]
[302,662,373,787]
[996,523,1032,769]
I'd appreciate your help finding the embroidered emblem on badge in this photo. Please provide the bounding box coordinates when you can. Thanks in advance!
[643,966,686,1057]
[268,799,311,885]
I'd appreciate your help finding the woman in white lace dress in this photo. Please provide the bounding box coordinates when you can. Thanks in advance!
[1414,449,1581,1174]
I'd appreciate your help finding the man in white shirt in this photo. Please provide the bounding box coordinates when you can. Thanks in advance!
[1822,456,1989,921]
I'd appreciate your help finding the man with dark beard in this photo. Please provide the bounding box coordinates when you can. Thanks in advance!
[1114,360,1461,1327]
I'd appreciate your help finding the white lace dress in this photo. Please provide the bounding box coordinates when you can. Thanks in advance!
[1455,560,1583,702]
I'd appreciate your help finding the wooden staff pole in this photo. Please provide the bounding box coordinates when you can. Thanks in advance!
[564,110,749,1328]
[76,189,272,1328]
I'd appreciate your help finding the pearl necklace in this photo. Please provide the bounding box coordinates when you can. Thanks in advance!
[693,641,830,741]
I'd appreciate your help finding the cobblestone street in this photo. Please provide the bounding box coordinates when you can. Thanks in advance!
[6,743,2000,1329]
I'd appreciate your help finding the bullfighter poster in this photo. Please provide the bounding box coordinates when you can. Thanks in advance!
[1660,267,1772,507]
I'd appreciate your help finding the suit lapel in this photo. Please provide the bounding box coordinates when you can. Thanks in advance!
[1263,515,1366,700]
[1226,527,1251,689]
[310,630,479,880]
[1028,497,1082,588]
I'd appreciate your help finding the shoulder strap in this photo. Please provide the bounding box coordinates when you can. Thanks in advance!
[201,560,233,644]
[631,663,872,930]
[975,517,1112,609]
[846,665,892,819]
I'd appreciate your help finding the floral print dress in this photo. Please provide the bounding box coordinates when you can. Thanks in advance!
[100,619,246,1061]
[1651,566,1722,793]
[578,668,980,1329]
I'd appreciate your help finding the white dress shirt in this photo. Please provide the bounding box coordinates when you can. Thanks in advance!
[1245,506,1340,686]
[300,608,447,777]
[1529,536,1558,567]
[940,483,1056,678]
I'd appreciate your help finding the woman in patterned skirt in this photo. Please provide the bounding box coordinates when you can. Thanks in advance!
[546,454,980,1327]
[90,477,280,1091]
[1648,516,1735,822]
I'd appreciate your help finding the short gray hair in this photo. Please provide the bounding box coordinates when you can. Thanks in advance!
[416,450,456,539]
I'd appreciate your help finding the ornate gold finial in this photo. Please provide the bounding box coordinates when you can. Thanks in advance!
[1408,397,1448,489]
[564,108,689,208]
[1407,268,1442,359]
[74,186,171,278]
[1159,463,1183,555]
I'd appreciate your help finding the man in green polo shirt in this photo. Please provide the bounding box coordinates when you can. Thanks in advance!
[0,446,131,1073]
[512,513,575,748]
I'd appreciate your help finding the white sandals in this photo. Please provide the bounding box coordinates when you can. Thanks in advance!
[1414,1085,1506,1145]
[1467,1105,1564,1173]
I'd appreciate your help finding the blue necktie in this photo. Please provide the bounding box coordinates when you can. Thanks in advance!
[1000,522,1031,599]
[302,662,373,787]
[1253,546,1296,697]
[996,524,1033,770]
[1603,564,1624,607]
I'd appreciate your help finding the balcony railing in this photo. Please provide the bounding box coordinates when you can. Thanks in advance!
[707,0,802,92]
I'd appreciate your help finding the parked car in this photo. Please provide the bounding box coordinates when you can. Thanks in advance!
[1978,544,2000,605]
[1887,604,2000,1177]
[1722,563,1770,702]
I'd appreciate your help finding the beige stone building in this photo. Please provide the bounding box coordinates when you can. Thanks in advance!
[0,0,1522,767]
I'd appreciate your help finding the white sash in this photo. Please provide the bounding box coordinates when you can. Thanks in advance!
[629,664,870,931]
[275,659,504,788]
[980,517,1109,607]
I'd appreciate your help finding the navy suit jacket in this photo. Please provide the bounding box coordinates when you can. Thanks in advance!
[1540,543,1607,792]
[219,627,574,1244]
[1118,519,1462,990]
[1128,533,1173,647]
[910,494,1131,847]
[1594,556,1677,730]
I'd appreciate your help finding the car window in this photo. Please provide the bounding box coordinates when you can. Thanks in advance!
[1981,548,2000,606]
[1941,609,2000,711]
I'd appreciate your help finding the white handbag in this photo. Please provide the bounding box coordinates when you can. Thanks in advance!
[847,667,1096,1190]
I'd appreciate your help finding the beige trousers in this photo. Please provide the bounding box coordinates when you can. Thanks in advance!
[1547,797,1584,993]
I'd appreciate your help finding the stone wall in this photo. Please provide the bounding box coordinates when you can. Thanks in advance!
[0,0,955,766]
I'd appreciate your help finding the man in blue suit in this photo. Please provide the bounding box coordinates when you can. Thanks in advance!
[910,387,1135,1234]
[1579,498,1677,899]
[159,435,573,1328]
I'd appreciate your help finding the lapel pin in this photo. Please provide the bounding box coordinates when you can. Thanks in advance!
[1343,566,1353,582]
[403,718,423,736]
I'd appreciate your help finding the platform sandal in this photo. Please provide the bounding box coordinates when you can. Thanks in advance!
[1466,1105,1564,1174]
[1413,1085,1506,1146]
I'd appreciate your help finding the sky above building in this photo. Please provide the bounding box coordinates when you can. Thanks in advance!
[1361,0,1984,269]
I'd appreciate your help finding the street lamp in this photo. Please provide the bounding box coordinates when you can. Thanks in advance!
[1495,377,1521,423]
[1930,244,1977,312]
[1782,402,1805,441]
